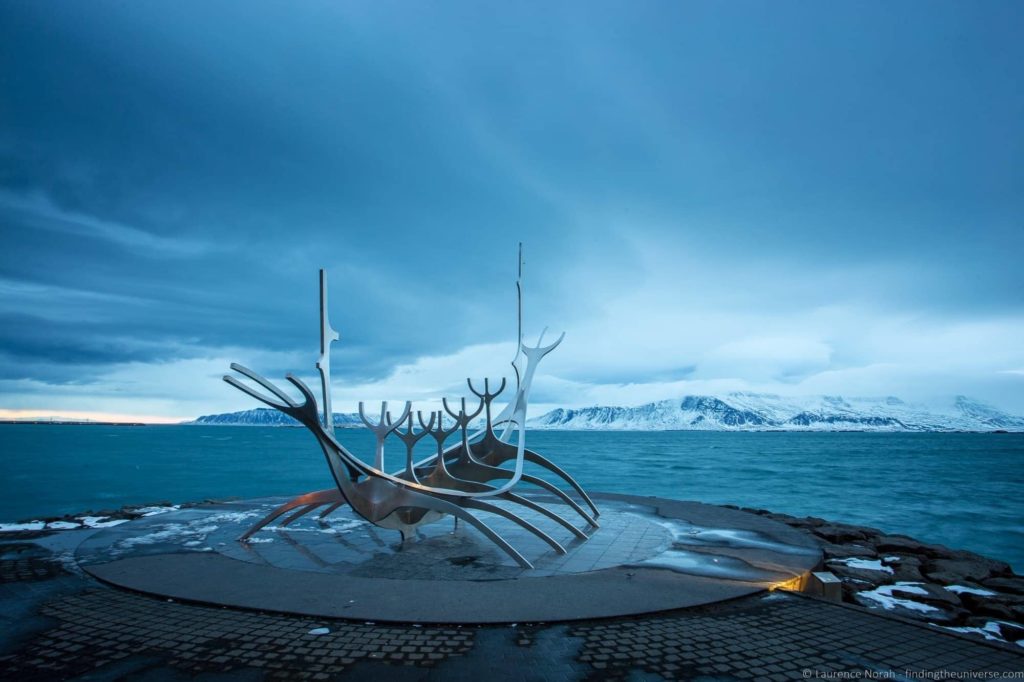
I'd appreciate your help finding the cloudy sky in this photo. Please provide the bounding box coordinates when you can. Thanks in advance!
[1,1,1022,422]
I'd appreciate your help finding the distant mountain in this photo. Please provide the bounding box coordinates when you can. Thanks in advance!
[190,408,364,427]
[190,396,1024,432]
[527,394,1024,432]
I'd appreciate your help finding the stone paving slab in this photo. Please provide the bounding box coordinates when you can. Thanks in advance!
[1,578,1022,681]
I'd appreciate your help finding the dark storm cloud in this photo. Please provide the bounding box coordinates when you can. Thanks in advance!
[1,1,1022,415]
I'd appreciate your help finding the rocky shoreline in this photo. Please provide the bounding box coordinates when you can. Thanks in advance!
[3,499,1022,649]
[734,506,1024,648]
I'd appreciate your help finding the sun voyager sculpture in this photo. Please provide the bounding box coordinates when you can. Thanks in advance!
[224,249,599,568]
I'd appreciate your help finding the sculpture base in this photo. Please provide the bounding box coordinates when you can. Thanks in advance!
[77,492,822,623]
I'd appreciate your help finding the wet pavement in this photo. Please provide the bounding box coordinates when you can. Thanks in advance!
[73,494,822,623]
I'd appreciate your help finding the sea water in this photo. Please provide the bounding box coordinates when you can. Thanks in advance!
[1,425,1021,570]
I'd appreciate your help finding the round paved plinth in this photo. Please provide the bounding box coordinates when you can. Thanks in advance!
[78,492,822,623]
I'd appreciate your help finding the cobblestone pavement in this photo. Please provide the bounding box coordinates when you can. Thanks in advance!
[1,538,1023,680]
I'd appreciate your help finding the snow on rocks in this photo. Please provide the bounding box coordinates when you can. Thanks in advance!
[741,505,1023,648]
[947,584,997,596]
[45,521,81,530]
[0,500,206,537]
[855,583,939,614]
[80,517,129,528]
[827,557,893,574]
[0,521,46,532]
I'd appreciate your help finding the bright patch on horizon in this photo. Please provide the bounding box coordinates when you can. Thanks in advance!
[0,409,186,424]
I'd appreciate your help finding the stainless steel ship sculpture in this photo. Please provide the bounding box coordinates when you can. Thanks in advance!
[223,250,599,568]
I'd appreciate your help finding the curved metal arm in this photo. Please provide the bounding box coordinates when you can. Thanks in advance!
[225,363,299,410]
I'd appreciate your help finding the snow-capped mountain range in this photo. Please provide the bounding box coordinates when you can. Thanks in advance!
[191,395,1024,432]
[527,394,1024,432]
[191,408,365,428]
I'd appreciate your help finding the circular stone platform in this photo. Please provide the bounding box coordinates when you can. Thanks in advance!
[77,492,822,623]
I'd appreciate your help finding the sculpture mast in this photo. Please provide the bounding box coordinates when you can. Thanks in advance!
[316,269,340,433]
[512,242,524,389]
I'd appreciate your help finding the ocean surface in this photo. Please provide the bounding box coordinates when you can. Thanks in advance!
[1,425,1021,570]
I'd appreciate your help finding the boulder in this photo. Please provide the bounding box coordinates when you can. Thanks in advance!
[890,583,961,609]
[813,524,870,544]
[891,563,925,583]
[995,621,1024,642]
[828,563,893,585]
[981,576,1024,595]
[923,548,1011,574]
[882,555,925,582]
[961,599,1014,621]
[785,516,829,529]
[926,571,969,586]
[840,580,876,600]
[875,535,931,555]
[988,594,1024,610]
[762,512,800,524]
[822,542,878,560]
[925,559,1002,584]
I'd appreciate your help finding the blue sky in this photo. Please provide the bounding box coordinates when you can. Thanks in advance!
[1,1,1022,421]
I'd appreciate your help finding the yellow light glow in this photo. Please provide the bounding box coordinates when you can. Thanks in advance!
[769,574,807,592]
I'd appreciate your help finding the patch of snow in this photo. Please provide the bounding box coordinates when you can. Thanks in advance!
[308,627,330,635]
[46,521,81,530]
[119,523,193,548]
[857,583,937,613]
[946,585,996,596]
[0,521,45,531]
[828,557,894,574]
[135,505,181,516]
[81,517,129,528]
[247,537,274,544]
[203,511,262,524]
[939,620,1006,642]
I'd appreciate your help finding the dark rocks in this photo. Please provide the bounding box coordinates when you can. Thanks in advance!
[762,508,1022,647]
